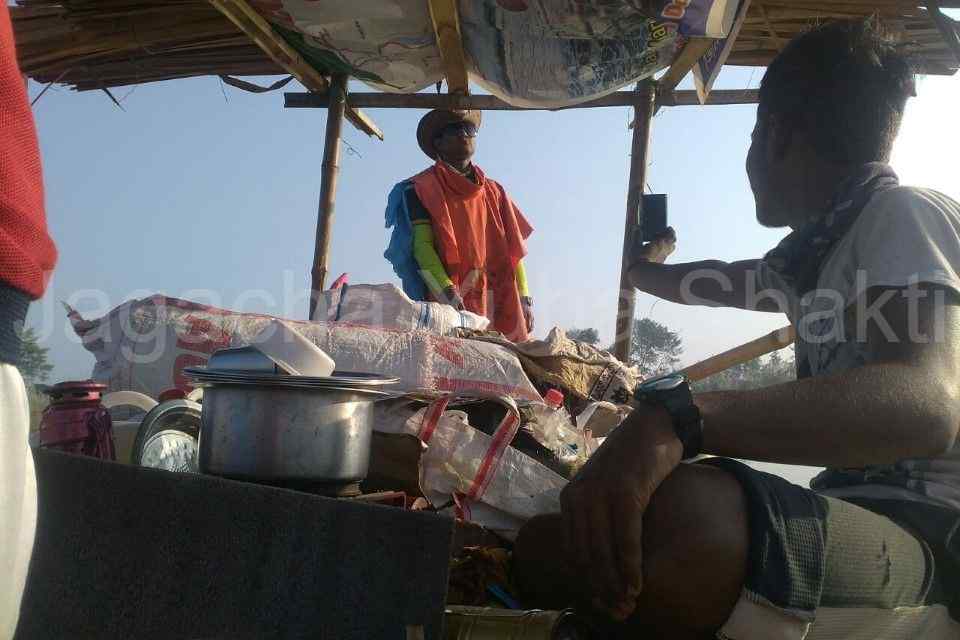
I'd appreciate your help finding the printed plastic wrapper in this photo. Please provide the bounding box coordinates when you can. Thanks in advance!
[248,0,739,108]
[461,326,642,407]
[401,397,567,537]
[313,283,489,333]
[66,294,541,401]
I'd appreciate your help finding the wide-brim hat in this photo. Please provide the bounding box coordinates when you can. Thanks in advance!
[416,109,482,160]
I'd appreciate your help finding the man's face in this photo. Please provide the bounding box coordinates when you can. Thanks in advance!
[434,121,477,163]
[746,113,792,228]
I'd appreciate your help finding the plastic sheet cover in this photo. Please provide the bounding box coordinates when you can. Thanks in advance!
[249,0,739,107]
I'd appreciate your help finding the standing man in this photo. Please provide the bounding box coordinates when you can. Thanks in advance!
[1,3,58,636]
[385,109,535,342]
[515,19,960,639]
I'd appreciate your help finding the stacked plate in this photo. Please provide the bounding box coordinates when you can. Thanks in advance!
[183,367,399,395]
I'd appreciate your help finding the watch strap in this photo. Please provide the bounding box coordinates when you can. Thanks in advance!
[636,377,703,460]
[673,406,703,460]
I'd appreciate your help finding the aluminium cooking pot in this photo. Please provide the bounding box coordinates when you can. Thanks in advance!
[197,382,388,483]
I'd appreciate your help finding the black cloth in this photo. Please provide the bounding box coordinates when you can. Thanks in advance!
[701,458,958,623]
[0,282,29,366]
[404,185,431,223]
[763,163,900,300]
[17,449,454,640]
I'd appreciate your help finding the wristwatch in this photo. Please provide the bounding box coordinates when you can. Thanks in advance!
[633,373,703,460]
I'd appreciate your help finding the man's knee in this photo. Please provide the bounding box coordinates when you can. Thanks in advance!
[634,463,749,630]
[514,462,750,631]
[643,462,748,555]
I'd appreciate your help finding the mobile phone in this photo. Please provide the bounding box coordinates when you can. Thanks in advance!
[640,194,668,240]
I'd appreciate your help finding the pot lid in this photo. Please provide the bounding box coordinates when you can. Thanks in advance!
[182,367,398,390]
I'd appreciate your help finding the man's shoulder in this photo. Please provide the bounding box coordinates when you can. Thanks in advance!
[479,171,508,194]
[407,166,438,183]
[844,185,960,245]
[863,185,960,222]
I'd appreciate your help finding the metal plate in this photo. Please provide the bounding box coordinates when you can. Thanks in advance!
[183,367,399,389]
[193,380,394,398]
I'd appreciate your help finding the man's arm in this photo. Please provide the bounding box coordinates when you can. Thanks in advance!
[406,188,465,309]
[627,229,781,312]
[700,284,960,466]
[515,259,530,297]
[515,259,534,333]
[559,284,960,621]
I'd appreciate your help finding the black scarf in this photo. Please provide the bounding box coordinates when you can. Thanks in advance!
[763,163,900,297]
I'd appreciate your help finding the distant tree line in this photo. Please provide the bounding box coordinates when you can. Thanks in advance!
[566,319,795,391]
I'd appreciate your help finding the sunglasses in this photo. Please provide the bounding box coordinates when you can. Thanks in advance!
[437,122,479,139]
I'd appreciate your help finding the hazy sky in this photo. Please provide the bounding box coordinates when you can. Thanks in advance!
[23,52,960,486]
[27,67,959,377]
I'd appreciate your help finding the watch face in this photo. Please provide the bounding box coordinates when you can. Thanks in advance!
[640,373,686,393]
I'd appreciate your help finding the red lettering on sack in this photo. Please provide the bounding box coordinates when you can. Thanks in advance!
[176,315,231,355]
[173,353,207,390]
[429,336,465,367]
[432,376,541,401]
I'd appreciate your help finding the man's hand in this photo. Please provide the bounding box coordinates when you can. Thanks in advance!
[559,404,683,621]
[443,284,465,310]
[521,296,534,334]
[632,227,677,265]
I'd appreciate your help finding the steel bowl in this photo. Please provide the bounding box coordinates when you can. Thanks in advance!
[197,383,386,483]
[132,399,202,470]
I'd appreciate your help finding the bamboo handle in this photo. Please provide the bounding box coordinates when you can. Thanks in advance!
[680,325,796,383]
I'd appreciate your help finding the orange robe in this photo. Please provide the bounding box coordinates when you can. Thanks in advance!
[412,162,533,342]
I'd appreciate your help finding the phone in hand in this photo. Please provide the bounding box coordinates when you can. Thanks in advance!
[640,194,668,240]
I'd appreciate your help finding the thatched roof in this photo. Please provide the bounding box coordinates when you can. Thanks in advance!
[13,1,285,91]
[728,1,959,74]
[12,1,959,95]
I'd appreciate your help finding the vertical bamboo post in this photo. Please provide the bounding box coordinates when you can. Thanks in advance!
[309,73,347,319]
[612,80,656,363]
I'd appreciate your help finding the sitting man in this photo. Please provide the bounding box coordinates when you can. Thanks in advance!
[384,109,534,342]
[515,18,960,639]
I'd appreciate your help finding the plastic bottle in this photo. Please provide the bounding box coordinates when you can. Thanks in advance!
[526,390,586,469]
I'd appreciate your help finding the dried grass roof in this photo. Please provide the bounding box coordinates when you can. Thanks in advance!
[730,1,959,74]
[11,0,959,94]
[13,0,285,91]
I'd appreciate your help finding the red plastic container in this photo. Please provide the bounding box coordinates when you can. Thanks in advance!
[38,381,116,460]
[543,388,564,409]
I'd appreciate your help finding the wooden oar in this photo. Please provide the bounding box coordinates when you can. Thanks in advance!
[680,325,796,382]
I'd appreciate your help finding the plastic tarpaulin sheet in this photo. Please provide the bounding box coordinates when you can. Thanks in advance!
[248,0,740,108]
[66,295,543,402]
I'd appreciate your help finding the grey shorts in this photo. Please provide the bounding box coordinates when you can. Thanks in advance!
[701,458,960,640]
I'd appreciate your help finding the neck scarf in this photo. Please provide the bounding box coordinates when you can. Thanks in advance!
[763,163,900,296]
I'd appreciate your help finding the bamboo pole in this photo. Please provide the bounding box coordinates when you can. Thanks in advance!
[283,89,762,111]
[658,37,714,93]
[681,325,796,382]
[308,73,347,320]
[612,80,656,363]
[207,0,382,139]
[427,0,470,94]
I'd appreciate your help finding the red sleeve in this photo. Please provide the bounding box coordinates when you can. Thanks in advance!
[0,4,57,299]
